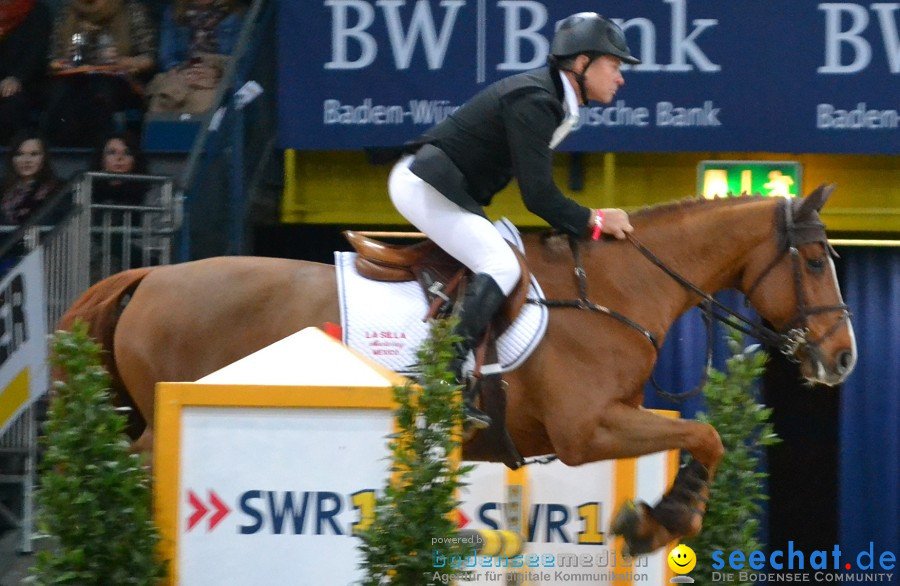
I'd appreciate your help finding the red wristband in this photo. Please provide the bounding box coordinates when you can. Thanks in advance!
[591,210,605,240]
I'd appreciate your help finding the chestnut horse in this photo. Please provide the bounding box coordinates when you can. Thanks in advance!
[59,186,856,555]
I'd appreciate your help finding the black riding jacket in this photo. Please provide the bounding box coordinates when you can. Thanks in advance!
[408,67,592,237]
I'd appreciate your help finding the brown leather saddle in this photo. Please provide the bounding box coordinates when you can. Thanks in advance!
[343,230,529,468]
[344,231,531,326]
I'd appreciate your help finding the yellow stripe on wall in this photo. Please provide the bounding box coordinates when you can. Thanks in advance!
[505,466,531,585]
[281,150,900,233]
[613,457,638,585]
[0,368,30,427]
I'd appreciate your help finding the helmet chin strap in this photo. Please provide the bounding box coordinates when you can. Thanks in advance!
[561,56,597,106]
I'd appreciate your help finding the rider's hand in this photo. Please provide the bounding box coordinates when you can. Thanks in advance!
[589,208,633,240]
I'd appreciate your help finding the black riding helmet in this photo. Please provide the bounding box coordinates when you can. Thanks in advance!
[549,12,639,106]
[550,12,640,64]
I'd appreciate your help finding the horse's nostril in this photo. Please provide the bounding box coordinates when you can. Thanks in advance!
[835,350,855,374]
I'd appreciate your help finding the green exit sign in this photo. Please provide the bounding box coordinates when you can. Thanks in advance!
[697,161,802,199]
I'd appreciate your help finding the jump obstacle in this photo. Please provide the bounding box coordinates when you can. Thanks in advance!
[154,327,678,585]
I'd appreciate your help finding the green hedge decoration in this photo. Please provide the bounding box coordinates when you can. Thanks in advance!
[686,328,780,585]
[359,318,475,585]
[31,321,166,585]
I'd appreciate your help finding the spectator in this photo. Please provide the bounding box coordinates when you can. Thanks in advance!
[0,129,59,225]
[147,0,243,114]
[90,130,148,206]
[0,0,52,144]
[0,129,60,275]
[88,131,153,280]
[42,0,157,147]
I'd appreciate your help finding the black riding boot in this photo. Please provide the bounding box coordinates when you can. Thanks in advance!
[450,273,507,430]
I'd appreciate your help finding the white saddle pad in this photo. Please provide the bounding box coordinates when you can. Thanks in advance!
[335,219,548,376]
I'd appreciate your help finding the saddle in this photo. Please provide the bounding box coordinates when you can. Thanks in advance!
[343,230,528,469]
[343,231,532,328]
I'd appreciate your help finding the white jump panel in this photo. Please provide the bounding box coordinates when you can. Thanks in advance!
[177,405,392,585]
[456,452,676,586]
[154,328,405,586]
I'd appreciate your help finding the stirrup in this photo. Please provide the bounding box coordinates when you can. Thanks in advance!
[459,372,491,430]
[465,404,491,430]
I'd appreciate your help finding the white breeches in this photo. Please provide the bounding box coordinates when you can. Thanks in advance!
[388,156,521,295]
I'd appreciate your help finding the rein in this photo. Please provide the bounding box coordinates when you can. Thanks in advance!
[625,233,794,351]
[534,239,663,352]
[528,198,850,402]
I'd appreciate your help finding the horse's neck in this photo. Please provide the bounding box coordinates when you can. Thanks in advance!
[631,199,777,322]
[520,198,778,337]
[516,199,777,344]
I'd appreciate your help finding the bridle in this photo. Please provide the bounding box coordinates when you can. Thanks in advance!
[529,198,851,401]
[742,197,850,368]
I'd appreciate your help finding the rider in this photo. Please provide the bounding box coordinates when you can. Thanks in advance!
[388,12,638,428]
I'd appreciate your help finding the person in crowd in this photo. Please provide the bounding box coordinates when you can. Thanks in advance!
[87,131,153,280]
[90,131,148,205]
[147,0,243,114]
[387,12,637,428]
[0,130,60,274]
[42,0,157,147]
[0,0,52,144]
[0,130,59,225]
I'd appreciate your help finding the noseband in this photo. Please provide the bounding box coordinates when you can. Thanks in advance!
[530,197,851,401]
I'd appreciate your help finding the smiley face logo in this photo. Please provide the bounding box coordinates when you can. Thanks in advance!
[668,544,697,575]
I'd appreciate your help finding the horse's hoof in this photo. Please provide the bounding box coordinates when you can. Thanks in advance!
[610,500,655,556]
[650,498,704,536]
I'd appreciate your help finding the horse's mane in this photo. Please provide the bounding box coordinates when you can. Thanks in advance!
[628,194,827,253]
[630,194,770,222]
[532,195,774,252]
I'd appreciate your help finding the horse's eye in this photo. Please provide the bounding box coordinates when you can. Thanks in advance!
[807,257,827,273]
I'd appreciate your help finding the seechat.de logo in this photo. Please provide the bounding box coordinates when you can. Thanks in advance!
[710,541,896,582]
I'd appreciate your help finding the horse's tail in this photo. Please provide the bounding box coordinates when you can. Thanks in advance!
[57,267,155,435]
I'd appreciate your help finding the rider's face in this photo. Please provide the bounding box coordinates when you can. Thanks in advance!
[581,55,625,104]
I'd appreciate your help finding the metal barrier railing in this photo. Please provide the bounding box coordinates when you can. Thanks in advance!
[0,172,181,554]
[76,172,180,281]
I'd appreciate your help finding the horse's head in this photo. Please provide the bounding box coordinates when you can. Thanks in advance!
[741,185,856,386]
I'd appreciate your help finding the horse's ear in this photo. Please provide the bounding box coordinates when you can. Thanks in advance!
[796,183,836,220]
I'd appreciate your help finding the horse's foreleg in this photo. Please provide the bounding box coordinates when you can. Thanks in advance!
[553,402,723,472]
[130,427,155,473]
[549,403,723,555]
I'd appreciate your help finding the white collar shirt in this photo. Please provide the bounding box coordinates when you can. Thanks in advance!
[549,71,581,150]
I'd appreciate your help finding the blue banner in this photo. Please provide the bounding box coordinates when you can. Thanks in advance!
[278,1,900,154]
